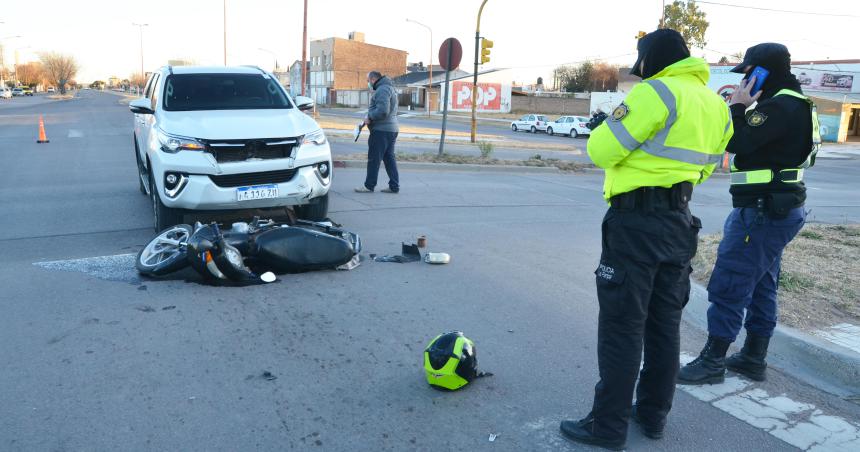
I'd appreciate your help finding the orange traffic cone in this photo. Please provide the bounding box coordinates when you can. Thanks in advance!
[722,152,729,169]
[37,115,50,143]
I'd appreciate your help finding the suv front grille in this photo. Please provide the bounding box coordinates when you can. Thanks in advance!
[202,137,299,163]
[209,169,299,187]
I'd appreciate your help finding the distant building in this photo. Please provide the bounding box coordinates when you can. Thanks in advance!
[107,76,121,88]
[307,32,407,105]
[289,60,310,98]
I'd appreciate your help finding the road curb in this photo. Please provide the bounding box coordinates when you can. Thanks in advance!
[333,159,563,174]
[684,282,860,398]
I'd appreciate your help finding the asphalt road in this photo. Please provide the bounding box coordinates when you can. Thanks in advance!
[2,91,859,451]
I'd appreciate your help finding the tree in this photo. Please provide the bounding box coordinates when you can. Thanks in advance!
[15,62,44,87]
[589,62,619,92]
[661,0,709,49]
[39,52,79,94]
[717,51,744,65]
[553,61,595,93]
[129,73,147,91]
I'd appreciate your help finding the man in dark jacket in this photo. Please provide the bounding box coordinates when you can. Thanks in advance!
[678,43,818,385]
[355,71,400,193]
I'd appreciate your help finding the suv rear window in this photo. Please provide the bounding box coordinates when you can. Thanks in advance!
[162,73,292,111]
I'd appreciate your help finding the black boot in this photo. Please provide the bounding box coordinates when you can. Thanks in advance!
[726,333,770,381]
[677,336,731,385]
[631,405,664,440]
[559,416,627,451]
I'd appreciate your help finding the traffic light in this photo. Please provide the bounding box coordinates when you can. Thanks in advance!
[480,38,493,65]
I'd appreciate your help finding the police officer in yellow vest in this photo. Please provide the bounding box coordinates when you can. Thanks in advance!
[678,44,818,385]
[559,29,733,450]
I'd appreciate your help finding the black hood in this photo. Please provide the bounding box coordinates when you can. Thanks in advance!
[630,29,690,79]
[732,43,802,100]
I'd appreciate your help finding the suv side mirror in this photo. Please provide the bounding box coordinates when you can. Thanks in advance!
[294,96,314,112]
[129,97,154,114]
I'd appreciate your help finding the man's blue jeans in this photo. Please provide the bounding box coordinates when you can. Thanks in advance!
[364,130,399,192]
[707,207,806,342]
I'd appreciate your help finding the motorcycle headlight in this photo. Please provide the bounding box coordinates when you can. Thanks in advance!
[157,129,205,153]
[301,129,326,146]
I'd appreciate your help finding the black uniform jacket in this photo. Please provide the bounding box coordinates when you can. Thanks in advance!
[726,91,813,208]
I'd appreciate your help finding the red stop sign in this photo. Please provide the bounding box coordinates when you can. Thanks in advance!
[438,38,463,71]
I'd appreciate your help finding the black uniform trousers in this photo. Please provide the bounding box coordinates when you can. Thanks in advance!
[589,186,701,440]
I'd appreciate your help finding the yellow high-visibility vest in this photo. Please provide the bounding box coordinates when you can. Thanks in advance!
[587,57,733,200]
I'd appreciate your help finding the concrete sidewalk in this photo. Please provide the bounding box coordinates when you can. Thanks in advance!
[684,283,860,398]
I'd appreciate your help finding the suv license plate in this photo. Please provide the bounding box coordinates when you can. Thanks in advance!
[236,184,279,201]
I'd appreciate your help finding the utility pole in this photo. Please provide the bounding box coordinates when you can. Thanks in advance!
[470,0,489,143]
[660,0,666,28]
[301,0,308,97]
[132,24,147,92]
[406,19,433,116]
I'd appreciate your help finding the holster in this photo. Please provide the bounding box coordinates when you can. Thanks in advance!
[766,193,799,219]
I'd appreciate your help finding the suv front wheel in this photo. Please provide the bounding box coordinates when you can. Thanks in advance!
[150,170,183,232]
[294,193,329,221]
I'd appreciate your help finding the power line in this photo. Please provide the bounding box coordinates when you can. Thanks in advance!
[695,1,860,19]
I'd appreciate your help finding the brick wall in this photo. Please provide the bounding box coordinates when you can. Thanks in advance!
[511,96,591,115]
[332,38,407,90]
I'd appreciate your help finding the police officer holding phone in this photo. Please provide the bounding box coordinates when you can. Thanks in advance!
[678,43,820,385]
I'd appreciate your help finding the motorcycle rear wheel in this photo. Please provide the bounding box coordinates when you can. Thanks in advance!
[137,224,194,276]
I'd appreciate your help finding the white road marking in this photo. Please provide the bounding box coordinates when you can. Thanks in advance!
[678,353,860,451]
[814,323,860,354]
[67,129,84,138]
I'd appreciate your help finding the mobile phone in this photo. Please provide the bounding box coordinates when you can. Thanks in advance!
[749,66,769,95]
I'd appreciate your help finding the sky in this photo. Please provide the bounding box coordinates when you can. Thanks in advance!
[0,0,857,84]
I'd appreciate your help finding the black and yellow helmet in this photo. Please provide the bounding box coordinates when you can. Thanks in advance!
[424,331,480,390]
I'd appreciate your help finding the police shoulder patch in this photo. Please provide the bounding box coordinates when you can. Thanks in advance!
[611,103,630,122]
[747,111,768,127]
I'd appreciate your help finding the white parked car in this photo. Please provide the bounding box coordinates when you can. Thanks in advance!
[0,87,11,99]
[130,65,332,231]
[11,87,24,96]
[47,87,56,93]
[546,115,591,138]
[511,114,550,133]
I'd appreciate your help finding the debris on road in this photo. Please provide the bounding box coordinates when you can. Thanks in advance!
[261,371,277,381]
[424,253,451,265]
[489,433,498,442]
[373,243,422,263]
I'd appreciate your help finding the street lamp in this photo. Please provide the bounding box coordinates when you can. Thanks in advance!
[258,48,278,71]
[132,23,148,91]
[406,18,433,116]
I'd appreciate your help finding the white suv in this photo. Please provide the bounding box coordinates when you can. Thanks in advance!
[130,66,332,231]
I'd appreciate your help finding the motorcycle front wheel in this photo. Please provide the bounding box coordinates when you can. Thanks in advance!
[136,224,194,276]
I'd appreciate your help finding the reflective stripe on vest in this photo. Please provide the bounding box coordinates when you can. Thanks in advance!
[604,79,724,165]
[730,168,804,185]
[730,90,818,186]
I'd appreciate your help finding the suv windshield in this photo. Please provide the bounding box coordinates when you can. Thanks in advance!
[162,73,292,111]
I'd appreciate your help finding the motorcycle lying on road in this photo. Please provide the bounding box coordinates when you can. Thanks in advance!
[136,218,362,285]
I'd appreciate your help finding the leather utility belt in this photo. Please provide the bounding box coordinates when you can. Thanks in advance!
[610,182,693,211]
[730,168,804,185]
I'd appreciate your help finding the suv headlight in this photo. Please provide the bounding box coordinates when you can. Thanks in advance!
[301,129,326,146]
[157,129,205,153]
